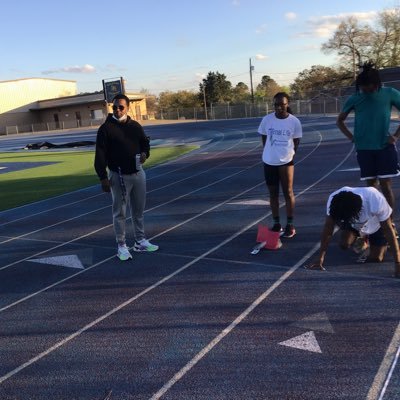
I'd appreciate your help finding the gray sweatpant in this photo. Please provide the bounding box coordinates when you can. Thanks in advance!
[109,169,146,245]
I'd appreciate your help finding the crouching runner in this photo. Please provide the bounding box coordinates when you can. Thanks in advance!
[306,186,400,278]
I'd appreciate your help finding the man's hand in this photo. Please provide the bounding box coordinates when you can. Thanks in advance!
[304,263,326,271]
[388,135,398,145]
[100,178,111,193]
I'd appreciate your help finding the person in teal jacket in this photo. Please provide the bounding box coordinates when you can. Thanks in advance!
[337,62,400,225]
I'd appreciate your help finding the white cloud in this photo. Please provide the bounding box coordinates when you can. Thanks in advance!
[232,0,240,6]
[285,12,297,21]
[255,54,268,60]
[42,64,96,75]
[255,23,267,34]
[299,11,378,38]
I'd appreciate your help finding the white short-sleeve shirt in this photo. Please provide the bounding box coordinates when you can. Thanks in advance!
[258,113,303,165]
[326,186,392,235]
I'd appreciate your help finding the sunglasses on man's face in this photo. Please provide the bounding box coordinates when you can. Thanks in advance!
[112,105,125,111]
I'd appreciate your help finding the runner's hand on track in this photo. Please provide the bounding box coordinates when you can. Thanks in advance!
[304,263,326,271]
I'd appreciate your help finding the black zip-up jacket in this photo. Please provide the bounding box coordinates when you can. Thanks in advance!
[94,114,150,180]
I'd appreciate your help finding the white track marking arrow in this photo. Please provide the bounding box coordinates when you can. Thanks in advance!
[279,331,322,353]
[28,255,84,269]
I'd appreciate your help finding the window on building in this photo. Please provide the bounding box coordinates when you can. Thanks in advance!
[90,109,104,120]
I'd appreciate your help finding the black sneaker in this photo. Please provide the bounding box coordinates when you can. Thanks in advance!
[282,224,296,238]
[271,223,283,233]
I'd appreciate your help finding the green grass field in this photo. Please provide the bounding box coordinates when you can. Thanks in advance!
[0,145,196,211]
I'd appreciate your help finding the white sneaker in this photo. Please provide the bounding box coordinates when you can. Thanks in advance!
[117,244,133,261]
[133,239,159,252]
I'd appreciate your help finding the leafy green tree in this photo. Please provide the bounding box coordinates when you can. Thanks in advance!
[231,82,250,103]
[158,90,200,110]
[290,65,351,99]
[199,71,232,105]
[255,75,282,102]
[140,89,157,116]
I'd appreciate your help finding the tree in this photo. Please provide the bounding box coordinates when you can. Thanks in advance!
[290,65,351,99]
[140,89,157,116]
[255,75,282,102]
[321,7,400,76]
[321,16,372,81]
[373,7,400,67]
[231,82,250,103]
[199,71,232,105]
[158,90,200,110]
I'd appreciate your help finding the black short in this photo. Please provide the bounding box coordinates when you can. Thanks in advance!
[339,222,387,247]
[263,161,294,186]
[356,144,400,180]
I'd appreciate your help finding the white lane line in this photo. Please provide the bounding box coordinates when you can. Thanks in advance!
[380,344,400,400]
[0,139,351,384]
[0,155,262,272]
[0,211,282,384]
[0,215,319,386]
[0,164,269,312]
[149,141,354,400]
[0,129,228,226]
[0,129,322,306]
[0,205,108,245]
[0,133,255,239]
[148,130,322,242]
[367,321,400,400]
[149,243,321,400]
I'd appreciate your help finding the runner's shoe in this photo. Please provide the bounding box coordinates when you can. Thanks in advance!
[282,224,296,238]
[117,244,133,261]
[352,236,369,254]
[271,223,283,233]
[133,239,159,252]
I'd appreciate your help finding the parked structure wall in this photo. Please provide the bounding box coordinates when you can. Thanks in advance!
[0,78,147,134]
[0,78,76,114]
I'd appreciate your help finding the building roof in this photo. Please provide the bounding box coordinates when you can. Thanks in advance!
[31,91,145,110]
[0,77,76,84]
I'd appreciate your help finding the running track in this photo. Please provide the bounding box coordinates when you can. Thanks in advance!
[0,117,399,400]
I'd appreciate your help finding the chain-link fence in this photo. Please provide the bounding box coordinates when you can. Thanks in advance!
[156,96,346,121]
[3,118,104,135]
[0,96,364,136]
[3,80,400,135]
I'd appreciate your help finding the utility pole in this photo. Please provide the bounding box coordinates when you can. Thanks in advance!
[202,84,208,120]
[249,58,255,104]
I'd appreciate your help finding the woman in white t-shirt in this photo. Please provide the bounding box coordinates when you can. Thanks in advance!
[306,186,400,278]
[258,92,303,238]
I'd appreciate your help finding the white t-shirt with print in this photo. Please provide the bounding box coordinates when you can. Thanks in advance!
[326,186,392,235]
[258,113,303,165]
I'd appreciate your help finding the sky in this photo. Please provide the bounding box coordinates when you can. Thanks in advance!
[0,0,396,95]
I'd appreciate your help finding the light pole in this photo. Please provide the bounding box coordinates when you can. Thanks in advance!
[249,58,255,104]
[202,84,208,120]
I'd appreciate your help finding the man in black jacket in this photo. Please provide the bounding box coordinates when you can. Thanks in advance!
[94,94,158,261]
